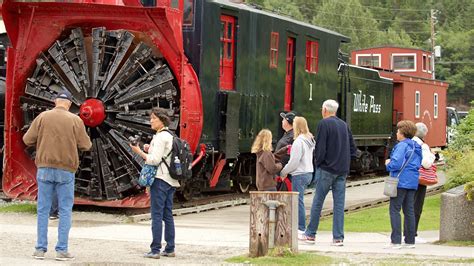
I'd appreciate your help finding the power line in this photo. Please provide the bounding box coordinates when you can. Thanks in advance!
[301,8,429,23]
[437,61,474,65]
[314,23,431,34]
[326,0,433,12]
[249,3,431,34]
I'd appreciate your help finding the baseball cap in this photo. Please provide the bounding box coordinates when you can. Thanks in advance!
[55,90,72,101]
[280,111,296,125]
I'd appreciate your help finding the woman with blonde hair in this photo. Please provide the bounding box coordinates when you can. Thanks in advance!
[251,129,282,191]
[280,116,315,235]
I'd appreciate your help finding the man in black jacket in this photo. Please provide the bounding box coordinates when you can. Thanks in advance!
[275,111,295,165]
[300,100,356,246]
[273,111,296,193]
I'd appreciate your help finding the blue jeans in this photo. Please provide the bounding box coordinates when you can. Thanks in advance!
[390,188,416,244]
[150,178,176,254]
[50,191,58,217]
[306,168,346,240]
[35,167,75,252]
[291,173,313,231]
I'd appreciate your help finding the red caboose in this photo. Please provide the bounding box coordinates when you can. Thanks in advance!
[352,46,448,148]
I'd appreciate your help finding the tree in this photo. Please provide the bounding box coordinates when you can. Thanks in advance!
[311,0,382,52]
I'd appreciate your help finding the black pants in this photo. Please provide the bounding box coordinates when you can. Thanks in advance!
[404,184,427,237]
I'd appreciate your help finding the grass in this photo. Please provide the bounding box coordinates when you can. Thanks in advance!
[0,203,37,214]
[226,251,337,265]
[318,194,441,232]
[434,240,474,247]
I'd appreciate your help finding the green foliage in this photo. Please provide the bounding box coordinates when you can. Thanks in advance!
[436,30,474,105]
[318,195,441,232]
[444,108,474,190]
[465,181,474,201]
[312,0,382,52]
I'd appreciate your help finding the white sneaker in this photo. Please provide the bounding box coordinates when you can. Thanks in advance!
[298,230,305,238]
[415,236,427,244]
[384,243,402,249]
[403,244,415,249]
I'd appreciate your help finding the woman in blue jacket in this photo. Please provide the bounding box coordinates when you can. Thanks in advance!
[385,120,422,249]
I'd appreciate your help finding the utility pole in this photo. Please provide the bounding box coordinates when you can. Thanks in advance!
[430,9,439,79]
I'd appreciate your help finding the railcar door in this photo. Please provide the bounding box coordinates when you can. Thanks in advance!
[285,37,295,111]
[220,15,236,90]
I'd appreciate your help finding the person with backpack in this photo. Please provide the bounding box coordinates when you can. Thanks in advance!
[251,129,283,191]
[130,107,178,259]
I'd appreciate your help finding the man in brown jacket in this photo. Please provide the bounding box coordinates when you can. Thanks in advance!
[23,90,92,261]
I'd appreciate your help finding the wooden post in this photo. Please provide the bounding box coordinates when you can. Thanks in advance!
[249,191,299,257]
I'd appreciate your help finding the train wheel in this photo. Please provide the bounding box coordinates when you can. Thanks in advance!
[22,27,180,201]
[237,182,251,193]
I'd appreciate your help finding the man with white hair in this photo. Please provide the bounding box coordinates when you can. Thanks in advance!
[405,122,435,244]
[23,90,92,261]
[300,99,356,246]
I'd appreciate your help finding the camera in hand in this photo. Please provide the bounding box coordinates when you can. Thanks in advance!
[128,135,140,146]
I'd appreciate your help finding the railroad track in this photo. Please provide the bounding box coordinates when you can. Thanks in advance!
[131,175,441,222]
[1,171,445,221]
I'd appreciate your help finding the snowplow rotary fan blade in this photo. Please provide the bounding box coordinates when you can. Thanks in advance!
[22,27,180,201]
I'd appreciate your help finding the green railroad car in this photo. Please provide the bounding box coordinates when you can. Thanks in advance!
[183,0,393,192]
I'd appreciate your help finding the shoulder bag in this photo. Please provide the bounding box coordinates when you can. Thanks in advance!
[138,164,158,187]
[384,143,415,197]
[419,164,438,186]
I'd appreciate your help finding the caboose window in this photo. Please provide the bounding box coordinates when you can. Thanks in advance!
[392,53,416,71]
[434,93,439,119]
[415,91,420,118]
[422,54,427,72]
[356,54,381,67]
[269,32,279,68]
[428,55,432,73]
[183,0,194,26]
[305,41,319,74]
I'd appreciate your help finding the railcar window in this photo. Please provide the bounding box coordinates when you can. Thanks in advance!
[415,91,420,118]
[305,41,319,74]
[428,55,432,73]
[171,0,179,8]
[434,93,439,119]
[219,21,233,59]
[183,0,194,26]
[392,54,416,71]
[140,0,156,7]
[356,54,380,67]
[422,54,427,71]
[270,32,279,68]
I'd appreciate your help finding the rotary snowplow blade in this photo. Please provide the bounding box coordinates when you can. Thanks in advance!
[1,0,202,208]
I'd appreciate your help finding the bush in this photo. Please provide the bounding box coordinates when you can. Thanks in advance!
[443,105,474,191]
[465,181,474,201]
[444,151,474,190]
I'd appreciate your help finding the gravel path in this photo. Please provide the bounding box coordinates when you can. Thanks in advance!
[0,211,246,265]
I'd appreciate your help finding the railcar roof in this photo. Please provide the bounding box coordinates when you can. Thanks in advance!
[211,0,350,43]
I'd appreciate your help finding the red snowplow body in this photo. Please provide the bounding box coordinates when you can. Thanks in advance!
[1,0,202,208]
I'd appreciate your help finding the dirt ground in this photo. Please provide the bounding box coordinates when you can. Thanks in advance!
[0,210,246,265]
[1,197,472,265]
